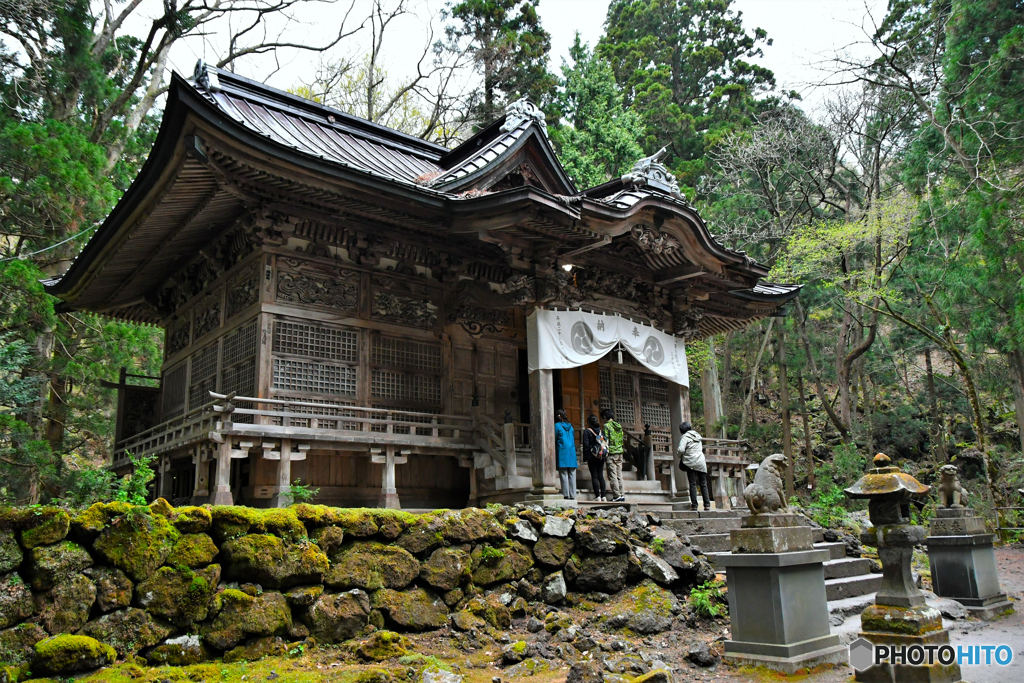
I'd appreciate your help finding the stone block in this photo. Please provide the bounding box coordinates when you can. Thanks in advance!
[718,549,843,674]
[925,533,1013,620]
[740,513,805,529]
[730,526,813,554]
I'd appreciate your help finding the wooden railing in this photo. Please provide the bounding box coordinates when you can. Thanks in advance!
[113,399,220,465]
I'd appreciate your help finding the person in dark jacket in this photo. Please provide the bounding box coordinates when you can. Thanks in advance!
[554,409,577,499]
[582,414,608,501]
[677,421,711,510]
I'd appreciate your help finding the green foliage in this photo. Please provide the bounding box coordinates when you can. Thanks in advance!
[549,35,644,188]
[688,578,726,618]
[282,480,320,506]
[114,455,156,506]
[598,0,776,188]
[445,0,556,126]
[804,484,851,530]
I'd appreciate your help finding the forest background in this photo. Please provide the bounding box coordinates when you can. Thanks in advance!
[2,0,1023,527]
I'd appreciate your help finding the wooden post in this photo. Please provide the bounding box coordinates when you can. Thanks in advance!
[211,441,233,505]
[778,328,794,500]
[158,454,174,499]
[378,446,400,509]
[272,439,292,508]
[502,422,517,478]
[714,464,731,510]
[528,369,558,493]
[668,381,690,507]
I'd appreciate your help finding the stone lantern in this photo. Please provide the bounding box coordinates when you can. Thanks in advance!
[845,454,962,683]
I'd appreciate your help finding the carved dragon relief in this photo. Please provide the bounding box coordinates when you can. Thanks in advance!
[276,257,360,312]
[631,223,680,255]
[371,275,439,328]
[445,273,535,336]
[226,262,260,319]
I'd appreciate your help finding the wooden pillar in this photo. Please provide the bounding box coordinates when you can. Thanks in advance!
[502,421,517,478]
[668,381,691,506]
[714,465,731,510]
[529,369,558,493]
[272,439,292,508]
[211,440,233,505]
[191,448,210,504]
[158,454,174,499]
[376,446,401,509]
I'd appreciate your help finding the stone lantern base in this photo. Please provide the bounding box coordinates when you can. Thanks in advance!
[719,514,847,674]
[854,604,963,682]
[926,508,1014,620]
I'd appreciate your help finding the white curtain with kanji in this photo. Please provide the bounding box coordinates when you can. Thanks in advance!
[527,309,688,387]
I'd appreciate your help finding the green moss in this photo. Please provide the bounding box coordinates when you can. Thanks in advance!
[220,534,328,588]
[32,634,116,676]
[325,541,419,591]
[0,507,29,532]
[93,508,180,582]
[355,668,392,683]
[149,497,175,518]
[624,580,677,617]
[0,532,22,573]
[356,630,411,661]
[203,589,292,651]
[289,504,341,528]
[172,506,212,533]
[70,502,133,540]
[462,595,511,630]
[134,564,221,627]
[169,533,219,567]
[19,508,70,549]
[25,540,93,591]
[210,506,261,542]
[470,540,533,585]
[251,508,307,541]
[371,588,449,631]
[512,640,527,654]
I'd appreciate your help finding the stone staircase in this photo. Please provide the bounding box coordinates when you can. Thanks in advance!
[659,509,882,606]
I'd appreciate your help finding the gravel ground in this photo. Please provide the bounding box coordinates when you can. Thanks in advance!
[687,547,1024,683]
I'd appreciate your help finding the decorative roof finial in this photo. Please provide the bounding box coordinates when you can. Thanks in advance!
[193,60,221,92]
[622,147,683,199]
[501,98,547,135]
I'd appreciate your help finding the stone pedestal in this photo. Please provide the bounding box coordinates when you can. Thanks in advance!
[927,508,1014,620]
[720,513,846,674]
[855,525,963,683]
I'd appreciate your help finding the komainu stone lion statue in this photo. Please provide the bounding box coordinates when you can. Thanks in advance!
[938,464,965,508]
[743,454,789,515]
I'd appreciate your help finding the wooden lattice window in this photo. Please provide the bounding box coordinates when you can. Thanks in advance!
[369,334,442,410]
[188,343,219,410]
[162,363,187,420]
[272,358,357,395]
[273,321,358,362]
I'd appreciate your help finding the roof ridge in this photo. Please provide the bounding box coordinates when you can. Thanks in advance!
[191,60,448,160]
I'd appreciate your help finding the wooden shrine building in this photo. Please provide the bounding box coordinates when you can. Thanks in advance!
[47,62,799,510]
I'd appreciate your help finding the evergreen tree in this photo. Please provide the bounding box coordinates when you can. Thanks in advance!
[597,0,776,190]
[549,35,645,189]
[445,0,556,126]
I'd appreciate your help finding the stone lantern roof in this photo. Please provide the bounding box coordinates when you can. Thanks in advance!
[845,453,930,499]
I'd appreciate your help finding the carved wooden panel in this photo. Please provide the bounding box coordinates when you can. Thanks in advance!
[371,275,439,328]
[166,315,191,357]
[226,262,260,319]
[276,257,360,313]
[161,363,188,420]
[193,291,222,341]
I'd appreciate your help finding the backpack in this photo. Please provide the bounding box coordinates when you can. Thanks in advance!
[589,428,609,460]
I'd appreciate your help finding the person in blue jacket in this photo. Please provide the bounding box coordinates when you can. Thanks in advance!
[554,409,577,500]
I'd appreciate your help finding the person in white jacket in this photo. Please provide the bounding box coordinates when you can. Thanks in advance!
[677,421,711,511]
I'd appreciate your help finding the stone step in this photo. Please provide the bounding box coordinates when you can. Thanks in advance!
[825,573,882,601]
[685,533,732,554]
[814,541,847,560]
[662,517,742,535]
[812,527,825,543]
[823,557,873,580]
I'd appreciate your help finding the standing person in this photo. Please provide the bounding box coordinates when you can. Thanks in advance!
[554,409,577,500]
[601,408,626,502]
[582,414,608,501]
[677,421,711,511]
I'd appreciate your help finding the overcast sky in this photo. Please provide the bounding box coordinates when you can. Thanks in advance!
[152,0,888,116]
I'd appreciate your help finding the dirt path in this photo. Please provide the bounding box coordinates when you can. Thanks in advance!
[668,547,1024,683]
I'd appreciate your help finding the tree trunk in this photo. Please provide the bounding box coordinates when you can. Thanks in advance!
[739,319,774,439]
[778,326,793,499]
[796,367,815,489]
[701,337,725,438]
[795,300,852,443]
[925,348,946,461]
[1007,350,1024,456]
[722,331,734,407]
